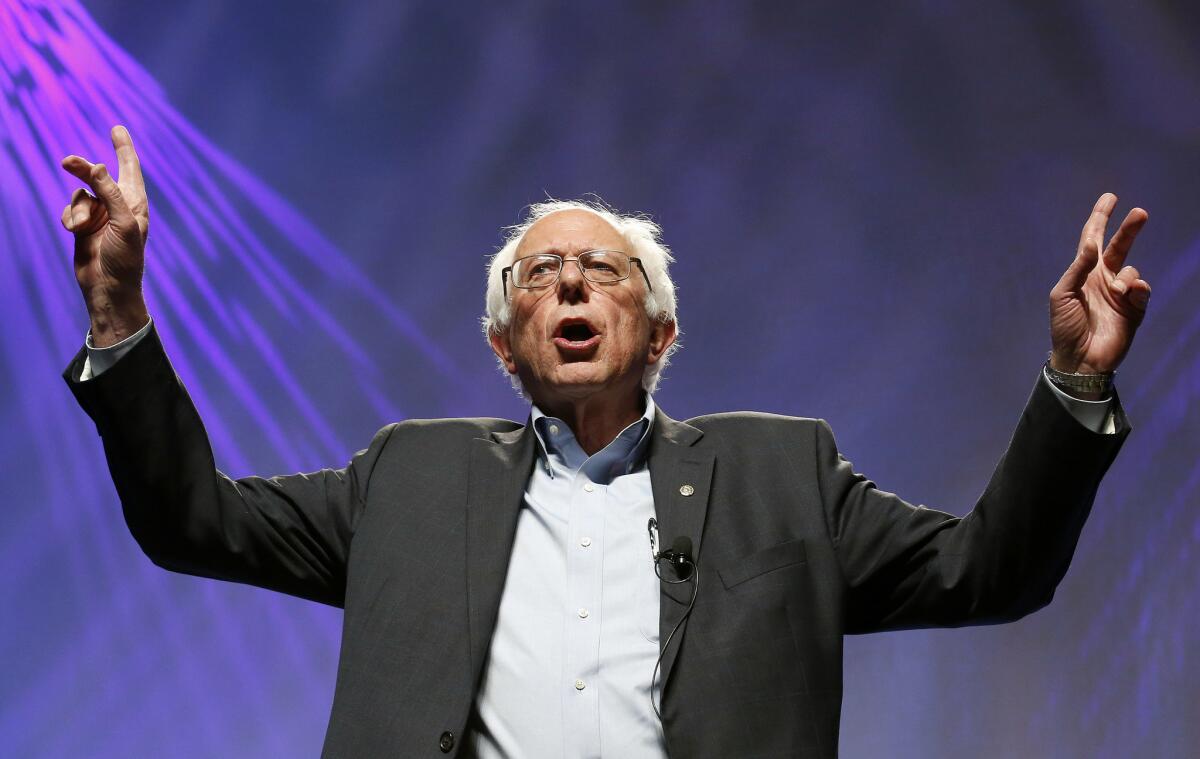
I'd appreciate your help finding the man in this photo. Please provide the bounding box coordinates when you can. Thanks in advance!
[60,126,1150,757]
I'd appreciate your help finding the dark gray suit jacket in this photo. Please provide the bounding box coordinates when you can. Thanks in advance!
[65,325,1129,758]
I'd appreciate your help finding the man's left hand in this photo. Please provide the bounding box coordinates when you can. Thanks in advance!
[1049,192,1150,378]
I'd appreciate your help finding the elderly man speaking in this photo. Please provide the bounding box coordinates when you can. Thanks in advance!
[60,126,1150,758]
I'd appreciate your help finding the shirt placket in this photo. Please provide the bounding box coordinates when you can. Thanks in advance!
[563,469,604,758]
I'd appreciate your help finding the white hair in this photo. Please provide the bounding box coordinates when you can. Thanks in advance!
[482,198,680,397]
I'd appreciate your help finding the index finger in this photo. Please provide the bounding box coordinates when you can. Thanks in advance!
[1077,192,1117,254]
[111,125,145,195]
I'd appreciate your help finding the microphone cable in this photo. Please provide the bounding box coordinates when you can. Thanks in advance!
[648,520,699,723]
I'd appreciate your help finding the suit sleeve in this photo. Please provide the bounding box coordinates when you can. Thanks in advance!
[816,372,1130,633]
[63,323,393,607]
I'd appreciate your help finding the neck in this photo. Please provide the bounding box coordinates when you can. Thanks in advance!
[535,386,646,456]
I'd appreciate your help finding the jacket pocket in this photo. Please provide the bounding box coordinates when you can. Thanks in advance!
[718,539,807,590]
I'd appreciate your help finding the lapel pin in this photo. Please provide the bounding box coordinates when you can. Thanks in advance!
[679,484,695,497]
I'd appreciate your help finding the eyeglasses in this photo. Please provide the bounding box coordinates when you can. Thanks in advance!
[502,250,653,297]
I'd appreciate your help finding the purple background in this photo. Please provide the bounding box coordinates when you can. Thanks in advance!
[2,0,1198,755]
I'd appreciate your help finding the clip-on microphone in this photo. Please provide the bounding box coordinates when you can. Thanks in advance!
[659,536,695,581]
[648,519,699,722]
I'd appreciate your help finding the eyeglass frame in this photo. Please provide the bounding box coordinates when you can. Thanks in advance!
[501,250,653,298]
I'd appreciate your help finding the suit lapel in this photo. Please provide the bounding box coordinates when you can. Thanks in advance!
[648,410,714,689]
[463,410,714,695]
[466,424,535,686]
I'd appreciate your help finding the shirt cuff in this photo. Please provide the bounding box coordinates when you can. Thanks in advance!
[1040,367,1116,434]
[80,317,154,380]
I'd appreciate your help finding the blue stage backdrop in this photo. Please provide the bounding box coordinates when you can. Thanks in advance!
[2,1,1197,756]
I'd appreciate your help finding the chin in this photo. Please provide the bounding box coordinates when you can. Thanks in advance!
[550,363,609,390]
[522,362,616,401]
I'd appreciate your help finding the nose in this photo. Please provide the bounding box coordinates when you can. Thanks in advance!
[557,257,588,302]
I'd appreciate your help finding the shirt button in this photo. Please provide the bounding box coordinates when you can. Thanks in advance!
[575,679,587,690]
[580,537,592,547]
[583,483,594,492]
[578,608,589,619]
[549,424,560,436]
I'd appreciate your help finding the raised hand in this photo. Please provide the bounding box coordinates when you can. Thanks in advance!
[1048,193,1150,383]
[60,125,149,347]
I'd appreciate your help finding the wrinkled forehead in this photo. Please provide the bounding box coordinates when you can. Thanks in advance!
[515,209,627,258]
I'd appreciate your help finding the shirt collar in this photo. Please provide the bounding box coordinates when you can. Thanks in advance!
[531,395,657,482]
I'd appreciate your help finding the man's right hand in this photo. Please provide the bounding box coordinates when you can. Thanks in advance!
[61,125,149,348]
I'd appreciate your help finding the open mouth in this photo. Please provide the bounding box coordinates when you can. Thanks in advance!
[553,318,601,352]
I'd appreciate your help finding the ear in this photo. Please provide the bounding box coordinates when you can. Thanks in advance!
[489,327,518,374]
[646,319,677,366]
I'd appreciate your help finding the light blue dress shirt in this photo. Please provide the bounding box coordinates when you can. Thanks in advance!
[470,398,666,759]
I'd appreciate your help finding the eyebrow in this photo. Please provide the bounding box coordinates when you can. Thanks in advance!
[519,247,620,258]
